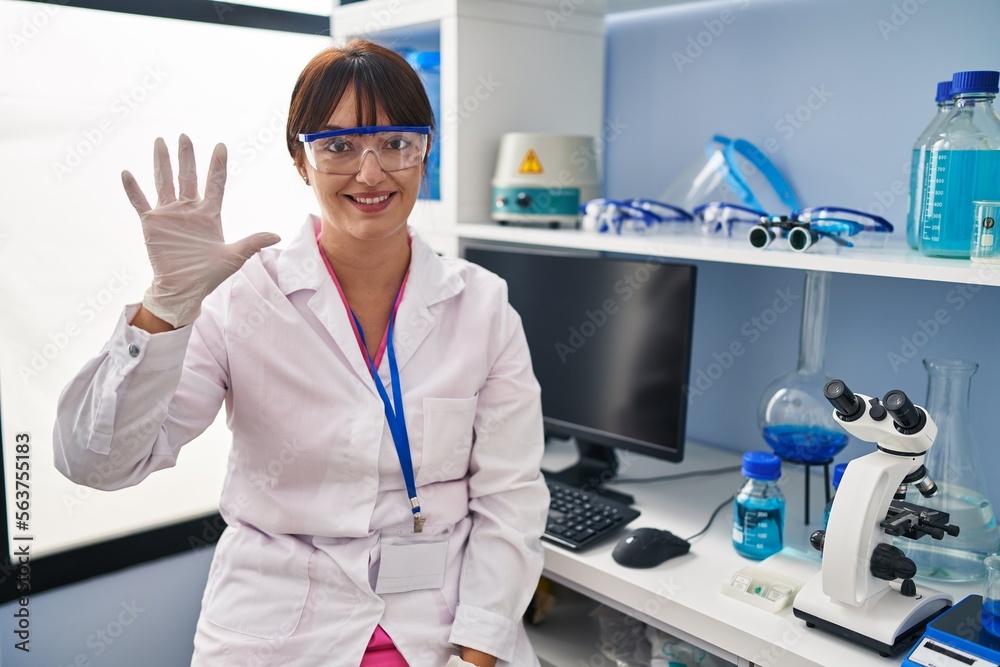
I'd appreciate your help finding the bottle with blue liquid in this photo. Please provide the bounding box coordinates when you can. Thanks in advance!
[732,452,785,560]
[400,49,441,201]
[906,80,954,250]
[920,70,1000,258]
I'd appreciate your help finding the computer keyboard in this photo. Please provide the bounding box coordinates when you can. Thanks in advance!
[542,477,641,551]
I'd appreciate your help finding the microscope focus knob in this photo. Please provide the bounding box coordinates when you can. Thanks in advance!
[870,543,917,581]
[809,530,825,553]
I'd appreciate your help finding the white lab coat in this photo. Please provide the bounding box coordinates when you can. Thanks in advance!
[53,217,549,666]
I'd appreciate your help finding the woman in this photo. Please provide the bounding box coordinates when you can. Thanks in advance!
[53,39,548,667]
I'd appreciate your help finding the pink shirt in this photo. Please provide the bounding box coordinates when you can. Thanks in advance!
[361,626,410,667]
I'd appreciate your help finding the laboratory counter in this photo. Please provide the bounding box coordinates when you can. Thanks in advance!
[530,438,981,667]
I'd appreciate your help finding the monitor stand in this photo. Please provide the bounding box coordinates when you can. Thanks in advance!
[542,439,635,506]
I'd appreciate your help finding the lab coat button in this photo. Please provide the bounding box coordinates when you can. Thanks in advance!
[128,344,140,358]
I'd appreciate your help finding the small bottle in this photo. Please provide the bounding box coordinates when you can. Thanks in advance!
[919,70,1000,258]
[906,81,954,250]
[732,452,785,560]
[822,462,849,531]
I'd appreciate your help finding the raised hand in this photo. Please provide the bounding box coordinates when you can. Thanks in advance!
[122,134,280,328]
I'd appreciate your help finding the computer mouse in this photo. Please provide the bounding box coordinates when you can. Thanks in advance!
[611,527,691,568]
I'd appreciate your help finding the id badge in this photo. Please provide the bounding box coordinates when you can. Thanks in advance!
[374,525,451,595]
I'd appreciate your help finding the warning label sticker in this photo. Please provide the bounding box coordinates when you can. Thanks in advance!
[518,149,544,174]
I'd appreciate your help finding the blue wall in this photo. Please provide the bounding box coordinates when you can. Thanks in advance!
[606,0,1000,507]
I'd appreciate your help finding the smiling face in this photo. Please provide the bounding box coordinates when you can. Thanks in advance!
[302,88,426,244]
[286,41,435,251]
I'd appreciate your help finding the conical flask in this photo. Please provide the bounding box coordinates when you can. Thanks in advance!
[758,270,848,464]
[907,358,1000,582]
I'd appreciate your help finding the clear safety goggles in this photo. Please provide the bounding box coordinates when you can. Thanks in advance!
[581,198,694,235]
[694,203,894,252]
[298,125,430,175]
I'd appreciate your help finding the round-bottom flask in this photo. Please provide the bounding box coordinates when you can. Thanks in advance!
[759,271,848,464]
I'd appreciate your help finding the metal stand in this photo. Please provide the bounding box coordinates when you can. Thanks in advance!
[783,457,833,525]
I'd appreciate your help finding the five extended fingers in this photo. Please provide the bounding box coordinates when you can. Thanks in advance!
[124,134,225,215]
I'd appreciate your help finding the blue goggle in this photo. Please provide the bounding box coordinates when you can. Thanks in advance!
[581,198,693,235]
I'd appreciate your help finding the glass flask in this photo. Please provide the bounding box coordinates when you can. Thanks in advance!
[758,270,848,464]
[907,358,1000,582]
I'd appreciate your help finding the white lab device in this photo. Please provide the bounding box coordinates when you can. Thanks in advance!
[490,133,599,228]
[793,380,959,657]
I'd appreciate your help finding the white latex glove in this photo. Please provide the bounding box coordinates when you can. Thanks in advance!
[122,134,280,328]
[445,656,477,667]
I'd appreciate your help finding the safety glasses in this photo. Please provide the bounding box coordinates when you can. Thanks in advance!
[581,198,694,234]
[298,125,430,175]
[694,203,894,251]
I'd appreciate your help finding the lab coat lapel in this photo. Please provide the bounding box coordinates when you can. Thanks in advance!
[276,217,379,392]
[390,232,465,373]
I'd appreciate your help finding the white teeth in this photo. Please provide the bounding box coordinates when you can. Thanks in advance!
[354,194,390,205]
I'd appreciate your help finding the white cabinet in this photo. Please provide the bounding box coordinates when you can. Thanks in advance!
[331,0,606,254]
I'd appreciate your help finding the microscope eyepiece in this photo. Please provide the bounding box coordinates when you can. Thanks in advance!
[883,389,927,434]
[824,379,864,421]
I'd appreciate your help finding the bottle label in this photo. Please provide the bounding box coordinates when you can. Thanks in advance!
[920,150,1000,257]
[735,504,783,552]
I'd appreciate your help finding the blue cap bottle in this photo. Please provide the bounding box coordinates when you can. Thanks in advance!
[919,70,1000,258]
[732,452,785,560]
[907,81,954,250]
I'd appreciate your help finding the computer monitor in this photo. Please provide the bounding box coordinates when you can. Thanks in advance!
[461,241,697,502]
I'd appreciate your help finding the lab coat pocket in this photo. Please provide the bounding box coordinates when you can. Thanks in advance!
[204,527,311,639]
[419,396,478,484]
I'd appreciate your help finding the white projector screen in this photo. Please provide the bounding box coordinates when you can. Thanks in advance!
[0,0,331,562]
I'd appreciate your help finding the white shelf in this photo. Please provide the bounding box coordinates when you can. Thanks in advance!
[526,581,738,667]
[452,222,1000,287]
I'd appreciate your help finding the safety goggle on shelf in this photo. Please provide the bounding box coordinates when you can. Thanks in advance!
[694,203,894,252]
[581,134,894,251]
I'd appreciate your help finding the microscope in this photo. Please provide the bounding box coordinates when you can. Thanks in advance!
[792,379,961,656]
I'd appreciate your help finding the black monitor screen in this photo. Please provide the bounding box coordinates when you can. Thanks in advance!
[462,243,696,472]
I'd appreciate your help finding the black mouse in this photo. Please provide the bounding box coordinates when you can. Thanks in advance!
[612,527,691,568]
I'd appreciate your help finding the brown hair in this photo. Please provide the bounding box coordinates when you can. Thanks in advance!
[286,39,435,173]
